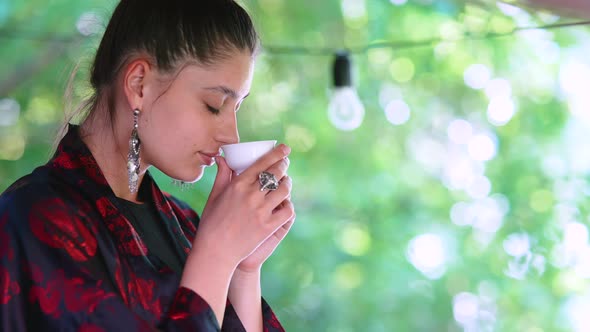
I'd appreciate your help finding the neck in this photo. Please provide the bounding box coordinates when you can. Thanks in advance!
[80,113,147,203]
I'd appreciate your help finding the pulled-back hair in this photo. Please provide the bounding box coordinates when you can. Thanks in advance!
[66,0,259,132]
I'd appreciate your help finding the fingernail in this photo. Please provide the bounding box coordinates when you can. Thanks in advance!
[281,144,291,154]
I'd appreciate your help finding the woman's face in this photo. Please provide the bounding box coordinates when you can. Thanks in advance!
[138,51,255,182]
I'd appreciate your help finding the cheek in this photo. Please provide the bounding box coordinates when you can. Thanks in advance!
[146,96,192,130]
[143,98,216,148]
[170,113,214,149]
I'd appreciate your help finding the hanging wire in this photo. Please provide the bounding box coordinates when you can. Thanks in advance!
[1,20,589,54]
[262,19,590,56]
[0,30,81,44]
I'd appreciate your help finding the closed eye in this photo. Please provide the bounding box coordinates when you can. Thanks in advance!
[206,104,220,115]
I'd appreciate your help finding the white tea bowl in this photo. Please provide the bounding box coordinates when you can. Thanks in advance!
[220,140,277,174]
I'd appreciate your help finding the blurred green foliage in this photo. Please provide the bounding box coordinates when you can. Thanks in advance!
[2,0,590,331]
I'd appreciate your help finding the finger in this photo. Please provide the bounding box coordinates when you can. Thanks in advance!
[267,200,295,232]
[208,156,233,203]
[272,194,291,213]
[254,217,295,258]
[276,217,295,239]
[264,176,292,210]
[264,156,290,182]
[241,144,291,182]
[270,198,290,216]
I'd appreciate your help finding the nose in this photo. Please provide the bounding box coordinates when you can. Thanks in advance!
[217,111,239,145]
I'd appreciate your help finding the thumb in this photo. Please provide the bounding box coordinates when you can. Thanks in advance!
[208,156,233,202]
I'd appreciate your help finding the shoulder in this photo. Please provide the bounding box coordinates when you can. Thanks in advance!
[2,163,73,204]
[0,169,63,247]
[0,168,103,263]
[1,167,53,215]
[0,166,96,236]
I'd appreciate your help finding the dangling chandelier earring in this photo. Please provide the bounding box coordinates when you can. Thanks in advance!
[127,108,141,193]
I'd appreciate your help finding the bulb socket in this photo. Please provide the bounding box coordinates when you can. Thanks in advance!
[333,51,352,87]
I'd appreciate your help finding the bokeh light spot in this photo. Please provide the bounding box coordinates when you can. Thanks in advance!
[407,233,447,279]
[447,119,473,145]
[529,189,554,213]
[464,64,491,90]
[337,223,372,256]
[333,262,364,290]
[384,99,411,125]
[0,132,26,161]
[389,58,415,83]
[0,98,20,126]
[467,134,497,162]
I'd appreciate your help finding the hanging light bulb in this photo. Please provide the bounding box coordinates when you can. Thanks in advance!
[328,51,365,131]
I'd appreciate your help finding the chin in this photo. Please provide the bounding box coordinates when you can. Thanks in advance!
[191,166,208,182]
[169,167,205,184]
[190,172,205,183]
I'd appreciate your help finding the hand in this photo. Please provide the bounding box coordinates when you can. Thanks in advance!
[237,213,295,273]
[193,144,295,270]
[237,153,295,272]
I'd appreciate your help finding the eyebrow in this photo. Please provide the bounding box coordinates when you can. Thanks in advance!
[203,85,249,100]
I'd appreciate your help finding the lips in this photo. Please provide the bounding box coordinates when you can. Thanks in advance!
[198,150,221,166]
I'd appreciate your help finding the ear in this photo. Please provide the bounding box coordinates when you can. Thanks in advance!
[123,59,152,110]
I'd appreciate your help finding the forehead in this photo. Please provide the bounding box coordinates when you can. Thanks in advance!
[173,52,255,97]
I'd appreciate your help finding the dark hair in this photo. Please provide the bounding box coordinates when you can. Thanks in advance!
[69,0,259,130]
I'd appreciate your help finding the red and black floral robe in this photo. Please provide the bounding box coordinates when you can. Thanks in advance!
[0,125,285,331]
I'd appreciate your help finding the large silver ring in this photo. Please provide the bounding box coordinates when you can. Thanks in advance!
[259,171,279,191]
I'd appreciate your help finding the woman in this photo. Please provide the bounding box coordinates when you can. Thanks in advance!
[0,0,294,331]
